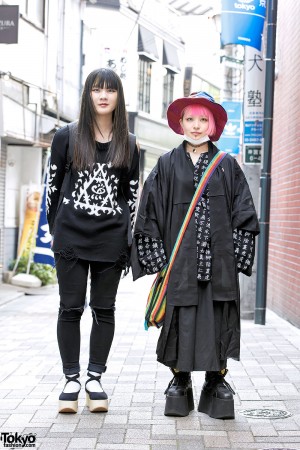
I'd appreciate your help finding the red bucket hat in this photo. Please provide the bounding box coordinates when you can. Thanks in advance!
[167,91,228,142]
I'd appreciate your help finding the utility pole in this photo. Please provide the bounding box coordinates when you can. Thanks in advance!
[255,0,278,325]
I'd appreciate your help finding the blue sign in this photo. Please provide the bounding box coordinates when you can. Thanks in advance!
[244,120,263,143]
[34,164,55,266]
[221,0,267,51]
[217,101,242,155]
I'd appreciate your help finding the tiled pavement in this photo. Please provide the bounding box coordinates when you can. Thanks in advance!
[0,275,300,450]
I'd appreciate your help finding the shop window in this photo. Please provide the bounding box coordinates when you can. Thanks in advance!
[162,70,175,118]
[15,0,45,29]
[138,57,152,113]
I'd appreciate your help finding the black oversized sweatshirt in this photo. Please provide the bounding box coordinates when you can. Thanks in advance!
[46,125,139,263]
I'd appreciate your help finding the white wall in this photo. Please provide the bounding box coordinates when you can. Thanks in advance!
[83,3,185,116]
[4,146,42,228]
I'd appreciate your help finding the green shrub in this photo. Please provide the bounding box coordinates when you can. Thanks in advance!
[8,257,56,286]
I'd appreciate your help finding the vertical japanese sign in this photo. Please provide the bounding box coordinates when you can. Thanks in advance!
[103,46,128,99]
[243,46,265,164]
[104,47,127,80]
[0,5,19,44]
[221,0,267,50]
[217,101,242,155]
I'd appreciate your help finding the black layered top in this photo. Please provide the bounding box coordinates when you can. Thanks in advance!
[137,151,255,280]
[131,141,259,306]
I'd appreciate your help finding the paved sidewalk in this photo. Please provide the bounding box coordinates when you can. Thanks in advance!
[0,275,300,450]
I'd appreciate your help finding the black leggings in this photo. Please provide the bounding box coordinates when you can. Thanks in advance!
[55,256,122,375]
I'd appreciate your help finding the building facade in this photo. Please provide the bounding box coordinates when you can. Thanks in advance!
[0,0,83,278]
[267,0,300,327]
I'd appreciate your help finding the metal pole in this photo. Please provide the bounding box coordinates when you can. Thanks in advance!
[255,0,278,325]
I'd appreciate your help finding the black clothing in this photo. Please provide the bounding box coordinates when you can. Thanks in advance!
[48,125,139,376]
[156,282,239,371]
[136,151,255,279]
[131,141,259,371]
[56,256,122,375]
[47,125,139,263]
[132,141,259,305]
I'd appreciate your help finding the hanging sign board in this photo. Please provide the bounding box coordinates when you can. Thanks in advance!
[0,5,19,44]
[221,0,266,51]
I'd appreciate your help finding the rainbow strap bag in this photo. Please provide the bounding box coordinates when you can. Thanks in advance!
[144,150,227,330]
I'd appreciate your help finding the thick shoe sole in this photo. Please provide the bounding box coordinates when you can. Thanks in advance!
[58,400,78,413]
[198,390,234,419]
[164,387,194,417]
[86,393,108,413]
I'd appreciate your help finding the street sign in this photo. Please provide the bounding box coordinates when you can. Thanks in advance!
[243,46,265,165]
[244,145,261,164]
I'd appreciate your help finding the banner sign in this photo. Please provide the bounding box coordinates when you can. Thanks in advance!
[217,101,242,155]
[0,5,19,44]
[18,187,41,259]
[34,162,55,266]
[221,0,267,50]
[243,46,265,164]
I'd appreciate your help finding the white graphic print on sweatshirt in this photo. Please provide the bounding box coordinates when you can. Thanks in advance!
[47,162,123,217]
[128,179,139,227]
[73,163,122,216]
[46,163,58,214]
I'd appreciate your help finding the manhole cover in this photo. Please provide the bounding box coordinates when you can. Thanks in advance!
[239,408,292,419]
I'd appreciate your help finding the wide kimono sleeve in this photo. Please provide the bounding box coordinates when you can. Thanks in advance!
[231,159,260,276]
[46,126,68,235]
[131,156,169,280]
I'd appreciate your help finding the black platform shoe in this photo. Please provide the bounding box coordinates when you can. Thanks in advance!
[58,374,81,413]
[198,369,235,419]
[164,369,194,417]
[85,372,108,413]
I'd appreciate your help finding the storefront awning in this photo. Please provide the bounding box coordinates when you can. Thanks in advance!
[163,41,181,73]
[138,26,159,61]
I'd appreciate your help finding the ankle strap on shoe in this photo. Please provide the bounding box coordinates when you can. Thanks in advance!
[87,372,102,382]
[65,373,81,385]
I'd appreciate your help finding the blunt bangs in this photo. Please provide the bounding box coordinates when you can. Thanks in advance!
[90,68,120,91]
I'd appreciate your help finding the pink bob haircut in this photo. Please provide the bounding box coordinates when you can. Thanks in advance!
[181,105,216,138]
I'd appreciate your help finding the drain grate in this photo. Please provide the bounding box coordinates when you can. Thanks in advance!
[239,408,292,419]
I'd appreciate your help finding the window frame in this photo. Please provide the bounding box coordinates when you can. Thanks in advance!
[138,57,152,113]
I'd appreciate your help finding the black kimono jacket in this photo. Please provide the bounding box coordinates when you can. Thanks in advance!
[131,142,260,307]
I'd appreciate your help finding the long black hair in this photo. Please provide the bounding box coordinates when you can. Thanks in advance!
[73,68,130,170]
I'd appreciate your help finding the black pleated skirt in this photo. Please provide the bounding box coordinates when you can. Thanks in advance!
[156,281,240,372]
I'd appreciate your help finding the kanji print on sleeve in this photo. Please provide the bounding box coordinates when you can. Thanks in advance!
[137,234,167,275]
[233,229,255,274]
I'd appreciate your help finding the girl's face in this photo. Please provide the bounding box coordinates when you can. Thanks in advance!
[90,84,118,117]
[179,105,209,140]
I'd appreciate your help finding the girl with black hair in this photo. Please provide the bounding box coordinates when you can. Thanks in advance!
[47,68,139,414]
